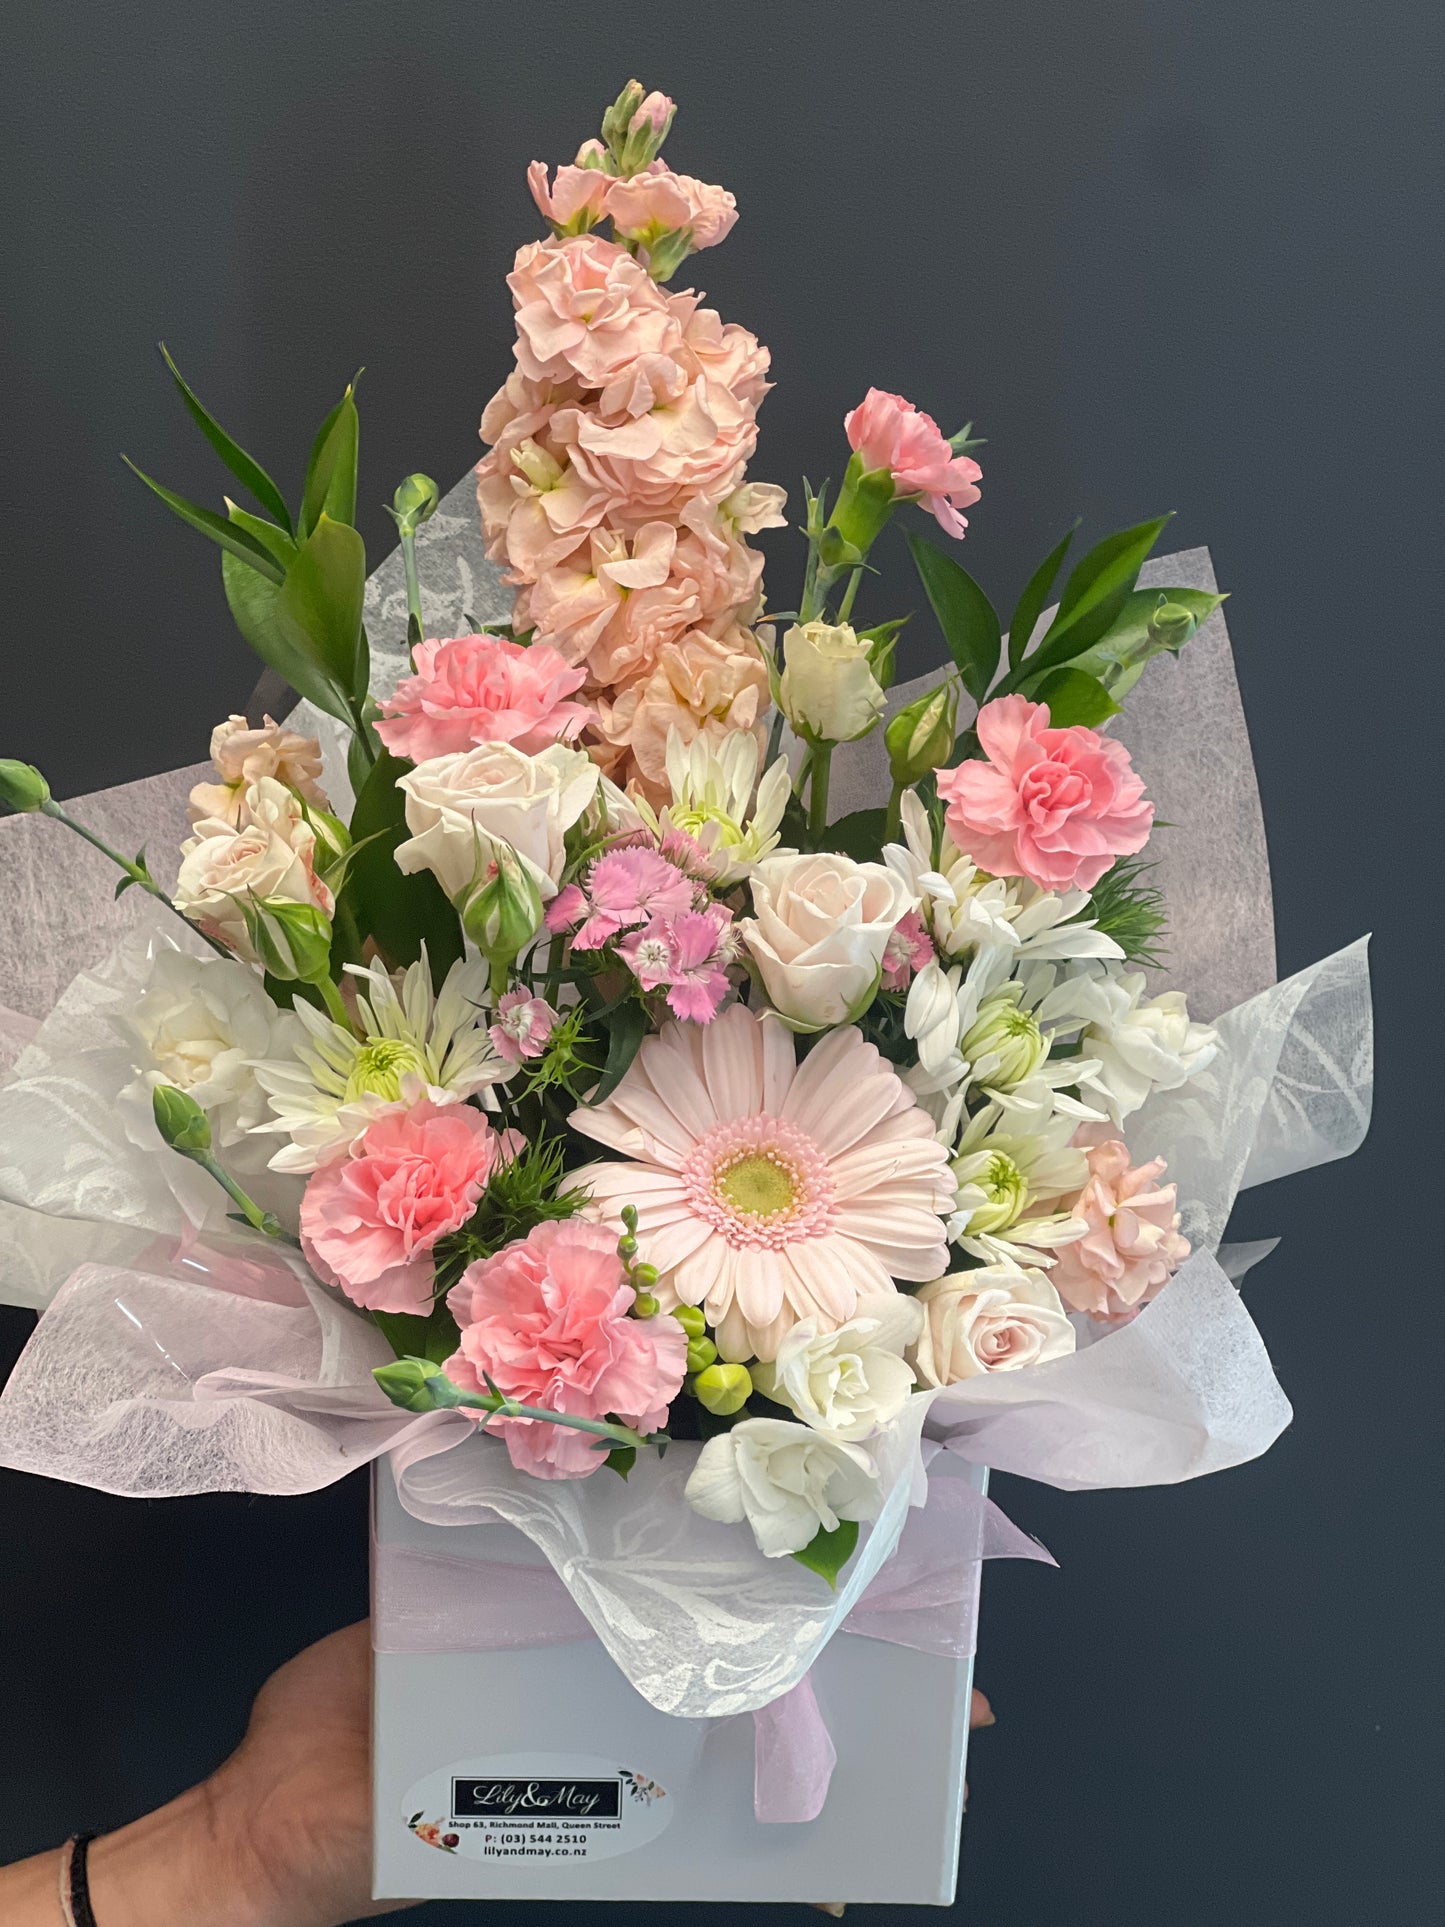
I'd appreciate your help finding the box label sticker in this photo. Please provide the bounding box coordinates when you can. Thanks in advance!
[403,1751,673,1863]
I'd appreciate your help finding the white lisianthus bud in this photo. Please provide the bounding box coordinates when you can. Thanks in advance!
[885,680,958,788]
[777,620,887,745]
[960,986,1049,1090]
[751,1299,922,1442]
[460,837,545,967]
[684,1416,884,1558]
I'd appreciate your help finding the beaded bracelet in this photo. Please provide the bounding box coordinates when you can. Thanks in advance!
[57,1833,98,1927]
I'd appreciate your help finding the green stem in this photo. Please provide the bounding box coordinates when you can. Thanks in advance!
[400,527,424,663]
[808,743,833,839]
[417,1365,654,1451]
[766,705,787,765]
[41,801,231,958]
[834,565,863,624]
[193,1150,301,1247]
[884,779,906,841]
[799,538,822,624]
[314,974,353,1029]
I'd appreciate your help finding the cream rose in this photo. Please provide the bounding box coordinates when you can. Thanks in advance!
[751,1297,922,1442]
[910,1264,1076,1386]
[683,1416,883,1558]
[394,742,599,902]
[740,850,915,1029]
[175,777,334,962]
[777,620,886,744]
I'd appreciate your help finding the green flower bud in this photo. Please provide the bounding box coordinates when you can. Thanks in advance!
[630,1261,659,1290]
[631,1292,661,1319]
[886,679,959,788]
[694,1362,752,1417]
[0,759,51,813]
[686,1336,718,1374]
[373,1356,448,1414]
[1146,595,1199,654]
[460,839,544,968]
[152,1083,212,1155]
[672,1305,707,1340]
[238,895,335,985]
[601,80,675,175]
[390,473,440,537]
[959,988,1048,1090]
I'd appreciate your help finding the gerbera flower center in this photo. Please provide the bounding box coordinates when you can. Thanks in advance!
[345,1038,429,1103]
[682,1114,835,1250]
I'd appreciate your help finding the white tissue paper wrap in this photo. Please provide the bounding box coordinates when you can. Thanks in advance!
[0,479,1373,1716]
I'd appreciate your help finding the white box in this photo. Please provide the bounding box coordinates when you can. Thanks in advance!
[371,1456,985,1906]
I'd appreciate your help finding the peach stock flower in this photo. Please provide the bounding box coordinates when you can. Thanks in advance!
[844,387,983,539]
[571,1006,954,1363]
[590,626,771,799]
[508,235,679,388]
[445,1219,688,1479]
[300,1100,516,1315]
[375,634,589,763]
[606,164,739,251]
[1048,1138,1190,1322]
[526,160,611,233]
[935,695,1154,893]
[188,715,329,826]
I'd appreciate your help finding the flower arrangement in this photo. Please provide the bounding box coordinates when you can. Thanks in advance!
[0,74,1369,1634]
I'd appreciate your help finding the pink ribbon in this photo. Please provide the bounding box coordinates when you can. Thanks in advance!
[372,1465,1051,1823]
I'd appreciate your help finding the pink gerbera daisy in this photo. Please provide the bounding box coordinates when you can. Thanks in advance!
[570,1005,955,1362]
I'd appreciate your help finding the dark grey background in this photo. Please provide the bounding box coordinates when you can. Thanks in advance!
[2,3,1440,1923]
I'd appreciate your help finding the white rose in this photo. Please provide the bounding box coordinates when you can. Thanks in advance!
[740,850,914,1029]
[117,949,296,1147]
[777,620,886,743]
[395,743,599,903]
[684,1416,883,1558]
[175,777,334,962]
[751,1297,922,1441]
[910,1264,1076,1386]
[1077,970,1219,1122]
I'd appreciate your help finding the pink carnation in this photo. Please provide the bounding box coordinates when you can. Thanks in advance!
[571,848,697,950]
[617,903,735,1023]
[375,634,590,763]
[1050,1139,1191,1323]
[445,1218,688,1479]
[936,694,1154,893]
[844,387,983,539]
[300,1101,516,1315]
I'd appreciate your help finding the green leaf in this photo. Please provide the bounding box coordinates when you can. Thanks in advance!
[827,806,888,862]
[1028,666,1120,727]
[1049,587,1226,702]
[300,378,361,536]
[159,344,294,534]
[591,998,649,1104]
[221,543,352,725]
[276,514,369,701]
[1007,524,1076,670]
[124,458,285,582]
[371,1305,460,1365]
[906,531,1002,703]
[341,751,463,985]
[790,1518,860,1589]
[604,1445,637,1480]
[1005,515,1172,690]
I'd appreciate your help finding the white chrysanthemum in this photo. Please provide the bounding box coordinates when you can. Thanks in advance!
[616,727,792,885]
[884,790,1124,966]
[947,1102,1089,1267]
[251,953,507,1172]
